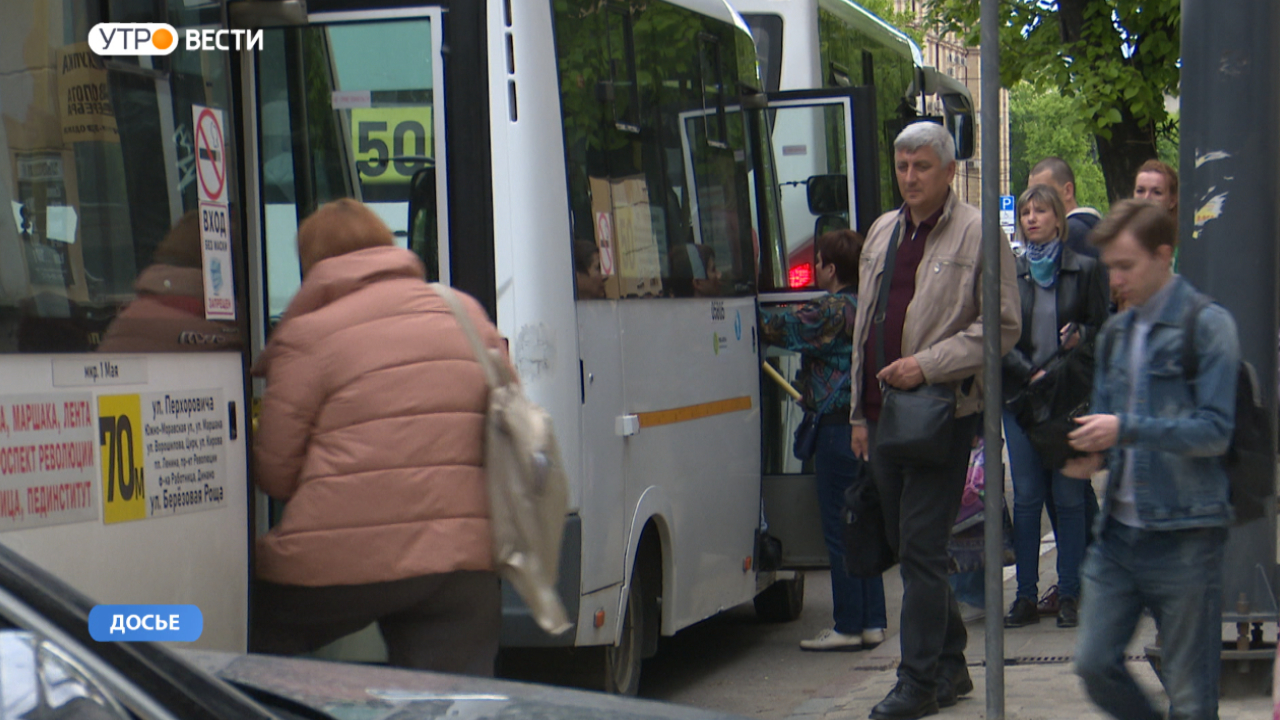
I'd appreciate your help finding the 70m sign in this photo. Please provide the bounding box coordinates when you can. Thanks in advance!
[98,394,147,524]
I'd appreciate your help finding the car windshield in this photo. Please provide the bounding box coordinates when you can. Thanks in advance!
[0,541,282,720]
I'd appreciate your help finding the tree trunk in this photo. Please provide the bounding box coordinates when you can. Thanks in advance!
[1094,111,1160,202]
[1057,0,1086,44]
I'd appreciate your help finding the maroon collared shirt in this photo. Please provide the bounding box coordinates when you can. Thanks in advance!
[862,203,946,422]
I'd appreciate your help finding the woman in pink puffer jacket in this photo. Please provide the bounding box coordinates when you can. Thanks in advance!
[251,199,506,676]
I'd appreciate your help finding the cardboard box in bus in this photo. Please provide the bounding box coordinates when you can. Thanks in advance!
[589,175,664,299]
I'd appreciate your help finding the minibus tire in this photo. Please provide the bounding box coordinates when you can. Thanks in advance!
[603,573,644,695]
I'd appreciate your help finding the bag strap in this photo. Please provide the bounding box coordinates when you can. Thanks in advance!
[431,283,502,390]
[1099,290,1213,383]
[1023,331,1078,383]
[814,372,852,415]
[1181,293,1213,382]
[873,219,905,376]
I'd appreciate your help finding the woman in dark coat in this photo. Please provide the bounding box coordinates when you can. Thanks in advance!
[1001,185,1109,631]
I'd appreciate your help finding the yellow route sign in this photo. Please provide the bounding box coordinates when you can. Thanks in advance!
[98,394,146,524]
[350,107,433,185]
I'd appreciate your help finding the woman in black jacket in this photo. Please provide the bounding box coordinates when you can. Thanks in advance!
[1001,184,1110,631]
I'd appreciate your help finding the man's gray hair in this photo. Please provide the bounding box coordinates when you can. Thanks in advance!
[894,122,956,166]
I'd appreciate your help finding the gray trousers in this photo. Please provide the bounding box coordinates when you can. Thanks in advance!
[250,570,501,677]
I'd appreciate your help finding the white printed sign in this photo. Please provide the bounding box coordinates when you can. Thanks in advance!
[141,390,227,518]
[0,394,98,531]
[199,201,234,320]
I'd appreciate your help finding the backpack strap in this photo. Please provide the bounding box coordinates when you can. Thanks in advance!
[1181,293,1214,382]
[1100,292,1215,382]
[432,283,503,390]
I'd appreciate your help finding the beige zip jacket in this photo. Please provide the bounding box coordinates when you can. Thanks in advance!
[851,192,1022,422]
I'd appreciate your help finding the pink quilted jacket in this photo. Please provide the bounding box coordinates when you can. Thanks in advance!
[253,246,501,586]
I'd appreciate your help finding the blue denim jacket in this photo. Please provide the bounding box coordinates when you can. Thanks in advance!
[1092,276,1239,530]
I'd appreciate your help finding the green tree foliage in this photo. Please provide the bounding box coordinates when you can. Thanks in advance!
[922,0,1180,201]
[857,0,926,45]
[1008,83,1108,213]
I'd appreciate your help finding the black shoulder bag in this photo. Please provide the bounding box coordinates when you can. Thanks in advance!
[792,372,851,461]
[1007,334,1094,470]
[842,463,897,577]
[873,220,958,466]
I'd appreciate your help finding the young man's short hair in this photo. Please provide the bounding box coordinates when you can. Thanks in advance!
[815,229,864,288]
[1089,199,1177,254]
[1030,156,1075,187]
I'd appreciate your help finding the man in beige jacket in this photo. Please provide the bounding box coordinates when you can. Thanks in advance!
[849,122,1021,720]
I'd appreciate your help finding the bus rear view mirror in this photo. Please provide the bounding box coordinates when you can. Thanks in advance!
[947,111,974,161]
[941,92,975,160]
[814,214,850,241]
[806,175,848,215]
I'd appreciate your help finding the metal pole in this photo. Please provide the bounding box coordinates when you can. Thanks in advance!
[1178,0,1280,658]
[979,0,1004,716]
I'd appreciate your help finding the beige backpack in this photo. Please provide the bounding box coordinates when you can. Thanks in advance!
[433,284,571,635]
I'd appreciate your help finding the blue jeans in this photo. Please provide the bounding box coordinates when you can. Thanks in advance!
[949,569,984,607]
[1003,409,1087,600]
[1075,519,1227,720]
[814,423,887,634]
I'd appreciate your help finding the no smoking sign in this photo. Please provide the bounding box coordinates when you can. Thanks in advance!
[193,105,225,203]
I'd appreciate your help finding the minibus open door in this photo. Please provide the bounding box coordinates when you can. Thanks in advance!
[756,87,882,573]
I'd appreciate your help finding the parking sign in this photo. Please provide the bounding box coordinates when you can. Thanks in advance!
[999,194,1016,239]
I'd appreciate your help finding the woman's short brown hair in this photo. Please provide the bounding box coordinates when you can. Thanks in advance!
[815,228,864,288]
[297,198,395,273]
[1135,159,1179,204]
[1089,199,1176,254]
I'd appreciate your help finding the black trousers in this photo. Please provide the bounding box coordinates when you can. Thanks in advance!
[250,570,501,677]
[869,414,979,692]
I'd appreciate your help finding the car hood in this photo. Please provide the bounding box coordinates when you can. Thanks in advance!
[179,650,743,720]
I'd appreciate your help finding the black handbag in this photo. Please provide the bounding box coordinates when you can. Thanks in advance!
[792,373,851,461]
[1008,339,1094,469]
[841,465,897,577]
[871,221,957,466]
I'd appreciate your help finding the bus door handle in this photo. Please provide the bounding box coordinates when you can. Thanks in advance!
[616,415,640,437]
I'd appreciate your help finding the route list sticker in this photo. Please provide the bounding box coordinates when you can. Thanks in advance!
[98,389,227,524]
[0,394,97,531]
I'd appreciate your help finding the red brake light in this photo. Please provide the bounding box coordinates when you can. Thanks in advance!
[789,263,813,288]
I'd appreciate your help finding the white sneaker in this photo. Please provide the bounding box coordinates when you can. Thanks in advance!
[959,602,985,623]
[861,628,886,645]
[799,628,863,651]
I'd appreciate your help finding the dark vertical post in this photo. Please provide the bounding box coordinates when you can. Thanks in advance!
[977,0,1008,712]
[283,27,314,224]
[980,0,1005,716]
[1178,1,1280,648]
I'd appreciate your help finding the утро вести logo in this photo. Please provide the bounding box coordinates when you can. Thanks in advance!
[88,23,179,56]
[89,23,263,56]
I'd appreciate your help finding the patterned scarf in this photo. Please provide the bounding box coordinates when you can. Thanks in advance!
[1025,238,1062,288]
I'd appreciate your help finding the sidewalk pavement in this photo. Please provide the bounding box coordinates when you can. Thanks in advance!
[788,583,1274,720]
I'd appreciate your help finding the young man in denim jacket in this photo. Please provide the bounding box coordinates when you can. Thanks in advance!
[1066,199,1239,720]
